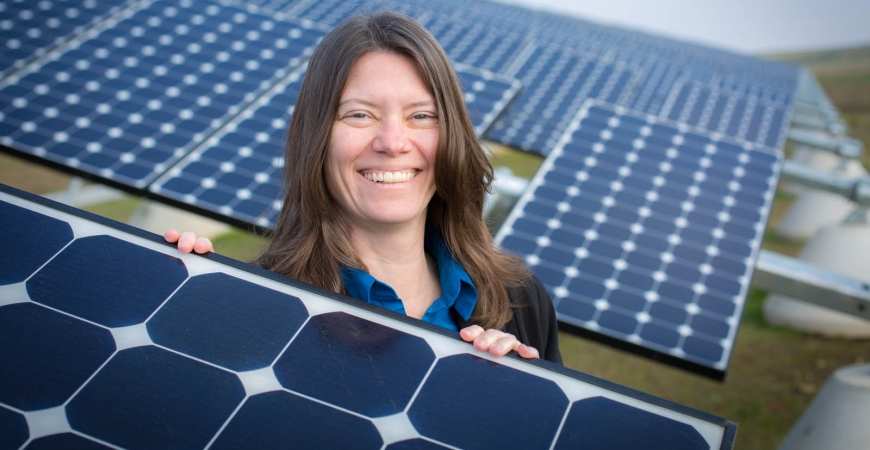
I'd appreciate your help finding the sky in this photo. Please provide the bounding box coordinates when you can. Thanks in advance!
[496,0,870,55]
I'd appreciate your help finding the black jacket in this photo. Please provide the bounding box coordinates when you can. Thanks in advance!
[458,276,562,364]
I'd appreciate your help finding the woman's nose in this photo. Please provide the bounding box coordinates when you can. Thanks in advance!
[373,118,409,156]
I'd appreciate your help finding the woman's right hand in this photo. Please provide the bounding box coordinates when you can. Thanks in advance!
[164,229,214,254]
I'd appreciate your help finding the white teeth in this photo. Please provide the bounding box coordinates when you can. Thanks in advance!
[364,171,416,183]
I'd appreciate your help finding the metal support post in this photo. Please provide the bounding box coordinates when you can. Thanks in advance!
[753,250,870,322]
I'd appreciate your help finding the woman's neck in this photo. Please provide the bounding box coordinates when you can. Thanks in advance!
[350,220,441,319]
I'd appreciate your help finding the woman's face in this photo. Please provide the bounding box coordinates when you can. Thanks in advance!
[325,51,439,233]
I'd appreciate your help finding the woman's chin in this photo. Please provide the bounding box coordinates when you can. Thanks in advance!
[356,209,427,228]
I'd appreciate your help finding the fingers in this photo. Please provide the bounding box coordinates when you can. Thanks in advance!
[516,343,540,359]
[176,231,197,253]
[459,325,540,359]
[165,229,214,254]
[193,237,214,254]
[164,229,180,243]
[165,231,213,254]
[459,324,485,342]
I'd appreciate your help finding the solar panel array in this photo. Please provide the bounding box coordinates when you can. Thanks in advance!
[1,0,804,376]
[148,68,302,228]
[0,183,737,450]
[496,101,781,377]
[269,0,799,155]
[0,0,522,224]
[0,0,132,80]
[0,0,325,188]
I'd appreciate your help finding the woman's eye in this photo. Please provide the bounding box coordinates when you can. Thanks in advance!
[414,113,435,120]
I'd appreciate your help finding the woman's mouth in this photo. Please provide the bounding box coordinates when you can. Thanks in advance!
[362,170,417,183]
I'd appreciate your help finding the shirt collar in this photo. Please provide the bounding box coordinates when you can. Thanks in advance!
[424,228,478,321]
[340,228,478,321]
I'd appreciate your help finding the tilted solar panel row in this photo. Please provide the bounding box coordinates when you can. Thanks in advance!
[496,101,781,378]
[0,0,519,198]
[0,183,737,449]
[250,0,799,155]
[0,0,133,81]
[0,0,326,189]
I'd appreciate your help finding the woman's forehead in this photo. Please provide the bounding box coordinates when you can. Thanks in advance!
[339,51,435,104]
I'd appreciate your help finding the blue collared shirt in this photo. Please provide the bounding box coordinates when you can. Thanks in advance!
[340,230,478,331]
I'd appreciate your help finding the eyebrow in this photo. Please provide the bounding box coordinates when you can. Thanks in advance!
[338,98,436,109]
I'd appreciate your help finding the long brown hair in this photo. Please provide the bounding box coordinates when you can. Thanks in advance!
[257,10,528,329]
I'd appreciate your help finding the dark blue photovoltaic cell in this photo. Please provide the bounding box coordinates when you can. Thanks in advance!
[0,0,324,187]
[291,0,424,27]
[455,67,521,135]
[0,200,73,284]
[227,0,305,11]
[274,312,435,418]
[0,404,28,449]
[148,273,309,371]
[26,433,113,450]
[149,74,300,227]
[27,235,189,327]
[409,354,568,449]
[424,16,527,73]
[0,303,115,411]
[67,346,246,450]
[497,102,780,375]
[211,391,383,450]
[0,0,131,79]
[554,396,709,450]
[386,439,450,450]
[489,49,632,154]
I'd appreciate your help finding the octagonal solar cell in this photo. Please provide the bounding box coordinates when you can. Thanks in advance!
[25,433,114,450]
[274,312,435,418]
[27,235,189,328]
[211,391,383,449]
[67,346,246,450]
[554,396,709,450]
[148,272,309,371]
[0,199,73,284]
[0,303,115,411]
[386,439,451,450]
[408,354,569,449]
[0,404,28,449]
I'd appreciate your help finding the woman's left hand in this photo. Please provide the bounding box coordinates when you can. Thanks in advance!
[460,325,540,359]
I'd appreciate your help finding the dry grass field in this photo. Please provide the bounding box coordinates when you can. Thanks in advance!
[2,45,870,450]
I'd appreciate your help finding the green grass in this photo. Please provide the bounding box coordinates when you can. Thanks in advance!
[486,140,544,179]
[820,73,870,85]
[210,229,270,263]
[80,196,141,223]
[559,290,869,450]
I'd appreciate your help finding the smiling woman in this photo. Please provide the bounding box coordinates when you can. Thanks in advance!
[325,52,439,233]
[165,11,562,363]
